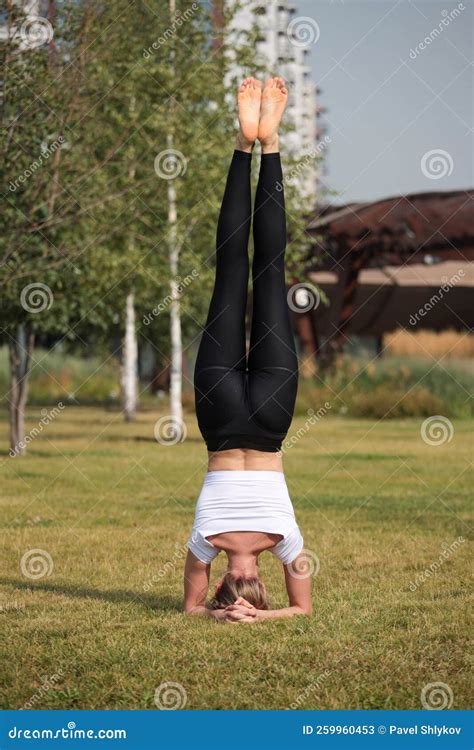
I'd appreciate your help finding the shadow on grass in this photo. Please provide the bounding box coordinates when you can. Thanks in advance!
[0,577,182,612]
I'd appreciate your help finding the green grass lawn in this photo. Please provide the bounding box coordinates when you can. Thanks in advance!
[0,407,471,710]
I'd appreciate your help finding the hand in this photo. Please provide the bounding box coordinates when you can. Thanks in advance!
[223,597,258,624]
[234,596,257,617]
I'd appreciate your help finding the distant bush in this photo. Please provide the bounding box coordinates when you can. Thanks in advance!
[296,354,473,419]
[385,329,474,359]
[0,347,471,418]
[348,385,445,419]
[0,347,121,406]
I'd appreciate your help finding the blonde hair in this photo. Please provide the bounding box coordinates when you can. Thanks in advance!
[210,573,270,610]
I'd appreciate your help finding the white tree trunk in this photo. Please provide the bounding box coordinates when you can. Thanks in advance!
[166,5,183,434]
[167,134,183,430]
[121,290,138,422]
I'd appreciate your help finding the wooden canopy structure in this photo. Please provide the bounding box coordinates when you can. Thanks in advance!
[293,190,474,368]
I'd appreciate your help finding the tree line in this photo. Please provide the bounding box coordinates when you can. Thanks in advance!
[1,0,313,455]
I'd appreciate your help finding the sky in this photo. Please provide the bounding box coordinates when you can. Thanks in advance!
[294,0,473,204]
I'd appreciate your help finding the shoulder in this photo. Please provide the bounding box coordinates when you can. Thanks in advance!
[272,526,304,565]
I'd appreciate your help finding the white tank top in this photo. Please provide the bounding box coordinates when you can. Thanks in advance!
[188,471,303,565]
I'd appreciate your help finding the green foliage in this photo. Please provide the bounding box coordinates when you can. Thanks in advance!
[348,386,445,419]
[1,346,471,418]
[0,1,122,339]
[296,356,473,419]
[1,0,315,345]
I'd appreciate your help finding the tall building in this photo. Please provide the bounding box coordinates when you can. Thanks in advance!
[225,1,324,200]
[0,1,47,46]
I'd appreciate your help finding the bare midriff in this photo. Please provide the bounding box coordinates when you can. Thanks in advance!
[207,448,283,473]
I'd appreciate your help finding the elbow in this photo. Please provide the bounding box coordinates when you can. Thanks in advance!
[184,604,207,616]
[295,604,312,616]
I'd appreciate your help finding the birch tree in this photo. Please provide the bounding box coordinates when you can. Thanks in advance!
[0,1,127,454]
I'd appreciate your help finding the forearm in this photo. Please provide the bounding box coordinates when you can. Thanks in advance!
[185,605,225,621]
[256,605,310,621]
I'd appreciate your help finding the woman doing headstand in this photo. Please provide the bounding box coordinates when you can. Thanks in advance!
[184,77,311,623]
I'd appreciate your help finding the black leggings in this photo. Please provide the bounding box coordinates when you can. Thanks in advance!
[194,150,298,452]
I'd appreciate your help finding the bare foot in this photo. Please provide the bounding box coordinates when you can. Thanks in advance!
[237,77,262,151]
[258,77,288,152]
